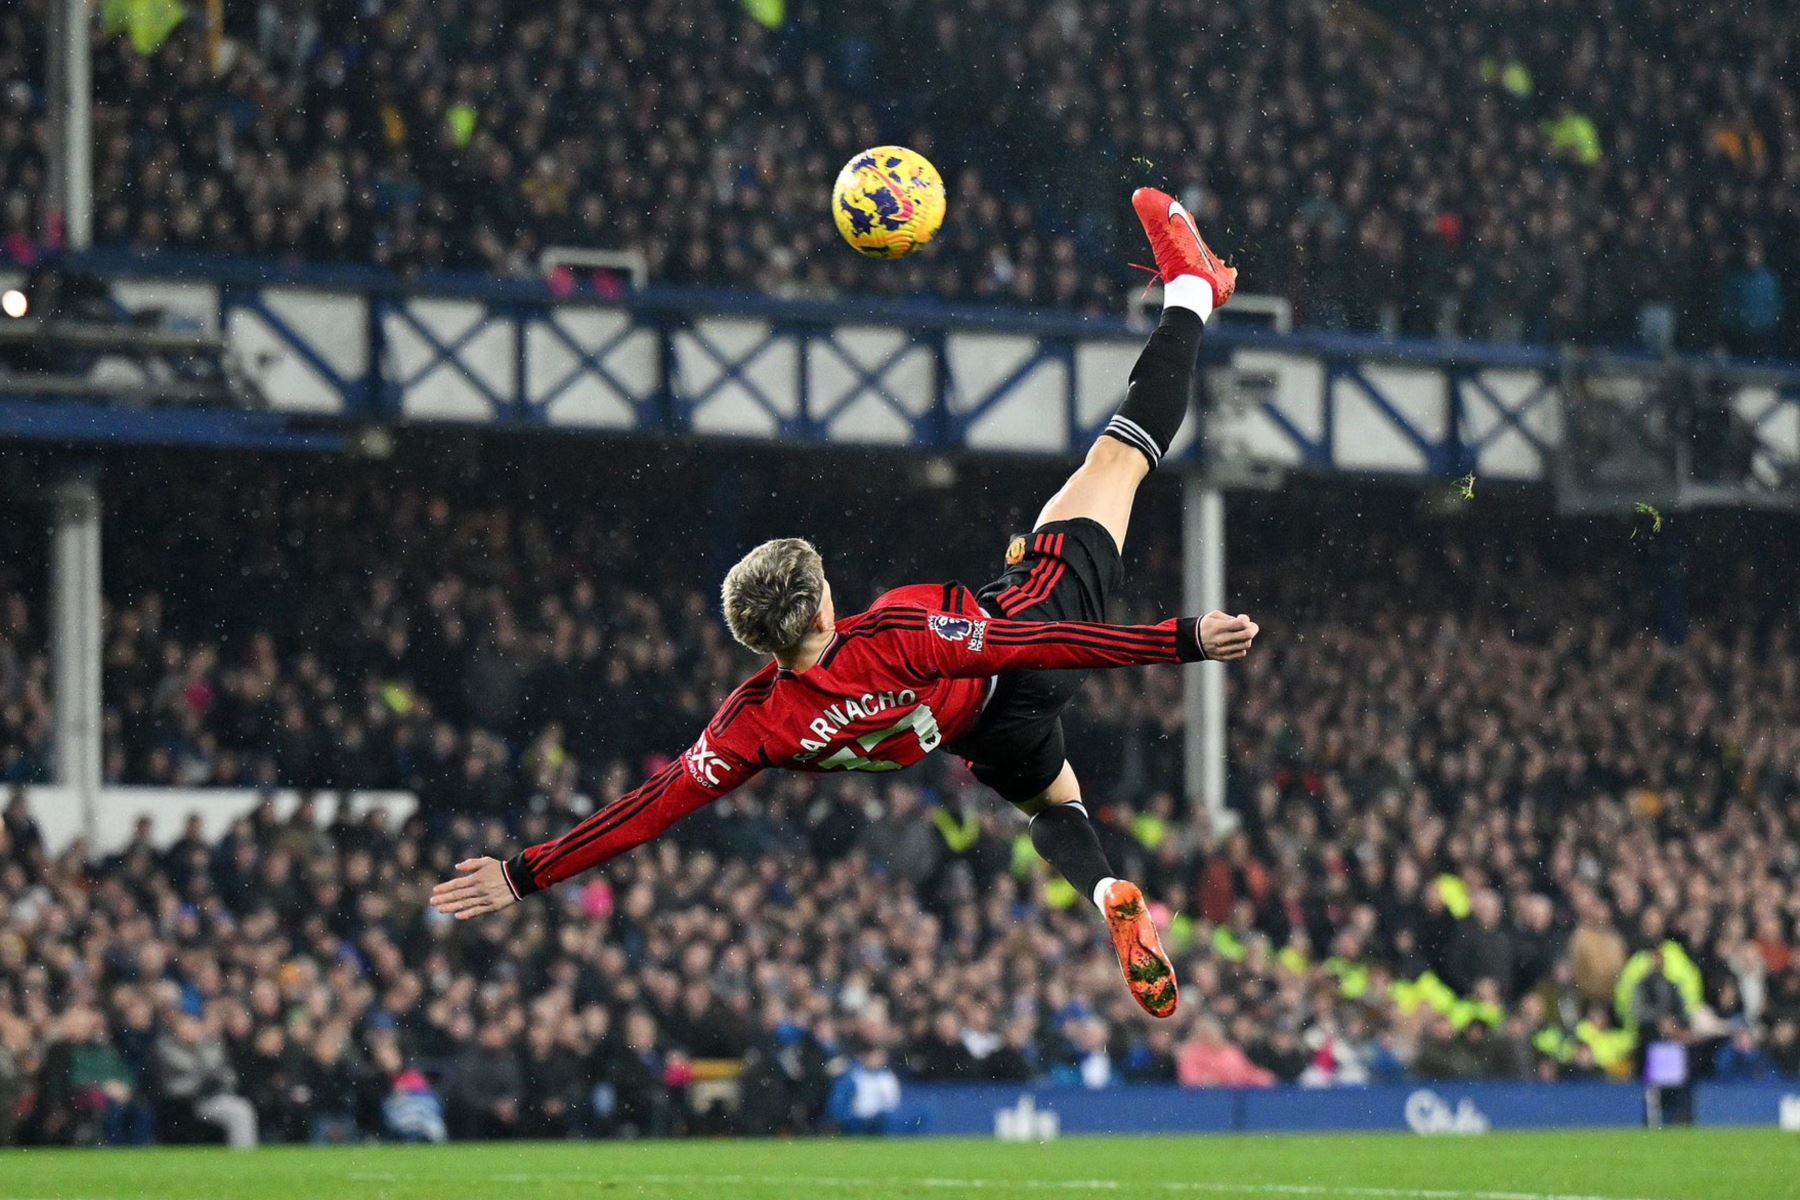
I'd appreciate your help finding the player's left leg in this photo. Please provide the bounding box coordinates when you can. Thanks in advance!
[959,191,1232,1021]
[1033,188,1237,555]
[1032,436,1151,556]
[1024,762,1180,1019]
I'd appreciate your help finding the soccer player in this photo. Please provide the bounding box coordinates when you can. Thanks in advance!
[432,188,1255,1019]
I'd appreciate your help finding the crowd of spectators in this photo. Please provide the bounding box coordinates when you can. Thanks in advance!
[0,566,49,791]
[2,446,1799,1146]
[1,0,1796,1144]
[1,0,1795,354]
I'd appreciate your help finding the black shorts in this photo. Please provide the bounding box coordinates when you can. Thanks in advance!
[945,516,1123,805]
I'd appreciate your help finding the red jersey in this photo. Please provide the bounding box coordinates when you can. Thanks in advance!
[503,582,1206,896]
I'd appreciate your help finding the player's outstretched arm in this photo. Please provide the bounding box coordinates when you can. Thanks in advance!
[429,735,759,920]
[908,608,1258,679]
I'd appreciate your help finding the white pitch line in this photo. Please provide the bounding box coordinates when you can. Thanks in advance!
[396,1169,1667,1200]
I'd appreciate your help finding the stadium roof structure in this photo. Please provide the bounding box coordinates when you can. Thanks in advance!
[1,249,1798,508]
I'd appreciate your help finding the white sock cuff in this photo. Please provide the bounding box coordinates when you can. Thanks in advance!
[1103,415,1162,467]
[1163,274,1215,322]
[1093,876,1119,910]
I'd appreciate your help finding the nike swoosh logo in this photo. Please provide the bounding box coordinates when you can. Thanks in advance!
[1169,211,1215,270]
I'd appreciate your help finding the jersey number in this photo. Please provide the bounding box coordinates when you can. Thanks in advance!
[818,706,941,772]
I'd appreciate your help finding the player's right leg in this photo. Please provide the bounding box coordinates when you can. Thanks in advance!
[1033,188,1237,555]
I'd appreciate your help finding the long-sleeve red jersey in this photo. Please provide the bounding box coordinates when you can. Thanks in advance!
[502,582,1207,896]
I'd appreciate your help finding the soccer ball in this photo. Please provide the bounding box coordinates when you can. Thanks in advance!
[831,146,946,259]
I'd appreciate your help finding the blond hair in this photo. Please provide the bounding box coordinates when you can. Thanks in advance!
[721,538,825,655]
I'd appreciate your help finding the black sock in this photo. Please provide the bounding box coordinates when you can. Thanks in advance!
[1028,802,1114,901]
[1100,307,1205,470]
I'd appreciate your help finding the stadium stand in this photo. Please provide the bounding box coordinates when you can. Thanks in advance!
[3,446,1799,1144]
[4,0,1800,1154]
[0,0,1795,351]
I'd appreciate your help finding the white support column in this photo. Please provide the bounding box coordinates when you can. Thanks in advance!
[52,469,103,843]
[1182,473,1227,824]
[45,0,94,249]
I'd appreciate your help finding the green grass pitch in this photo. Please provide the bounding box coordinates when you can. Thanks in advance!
[3,1130,1798,1200]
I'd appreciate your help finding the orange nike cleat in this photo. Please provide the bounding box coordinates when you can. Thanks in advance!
[1101,879,1180,1018]
[1132,187,1237,308]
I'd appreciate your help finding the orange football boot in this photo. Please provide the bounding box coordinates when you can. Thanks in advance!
[1102,879,1179,1019]
[1131,186,1237,308]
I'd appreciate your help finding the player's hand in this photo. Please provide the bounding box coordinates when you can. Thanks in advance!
[430,857,519,920]
[1200,611,1259,661]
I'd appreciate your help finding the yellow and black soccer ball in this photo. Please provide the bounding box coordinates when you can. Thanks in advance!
[831,145,946,259]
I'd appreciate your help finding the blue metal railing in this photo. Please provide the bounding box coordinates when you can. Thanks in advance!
[2,247,1796,483]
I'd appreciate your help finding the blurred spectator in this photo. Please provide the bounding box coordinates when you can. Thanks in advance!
[1056,1018,1119,1090]
[1445,890,1517,1000]
[34,1007,150,1146]
[595,1010,674,1137]
[1175,1019,1275,1089]
[1570,896,1629,1007]
[1714,1028,1783,1082]
[1770,1022,1800,1077]
[449,1023,523,1140]
[982,1021,1041,1084]
[1631,950,1691,1040]
[153,1013,259,1148]
[518,1021,581,1139]
[0,1012,26,1145]
[827,1045,903,1135]
[1487,1015,1538,1081]
[299,1027,363,1145]
[1559,1042,1608,1083]
[1414,1016,1487,1081]
[1248,1027,1312,1085]
[384,1068,449,1144]
[1122,1025,1178,1084]
[737,1019,831,1135]
[1721,243,1784,357]
[234,1024,299,1142]
[907,1011,977,1082]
